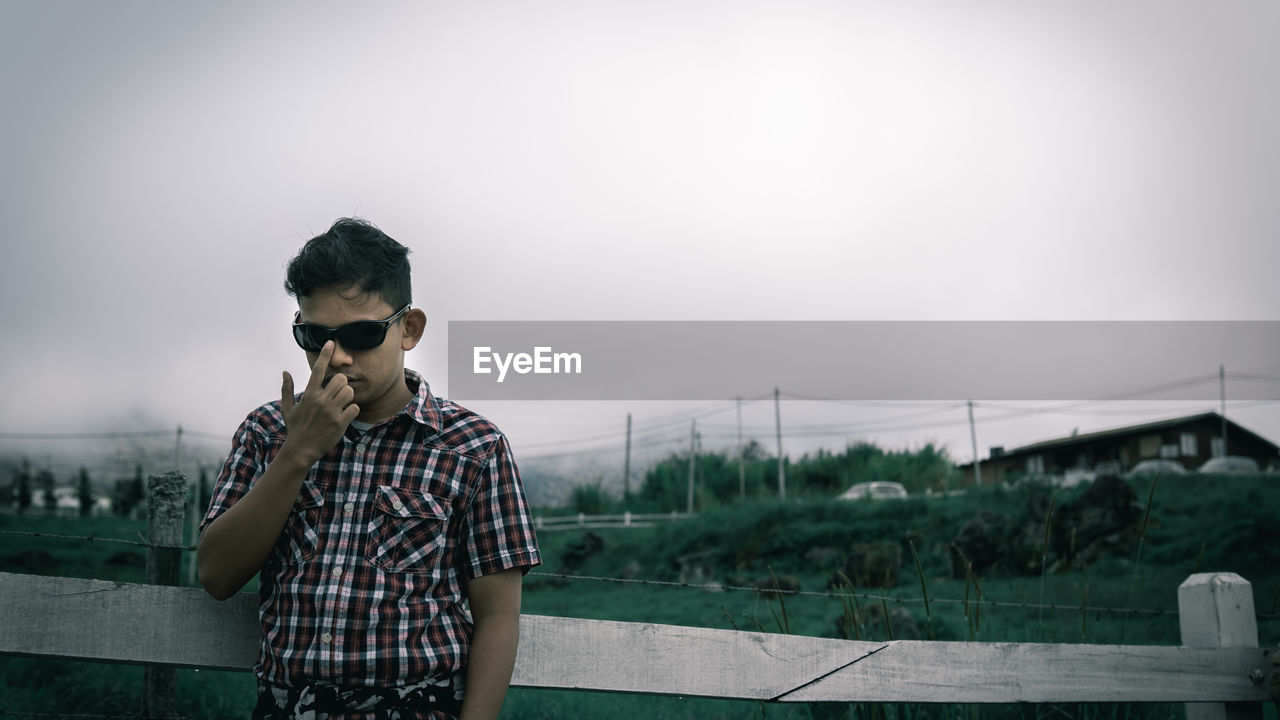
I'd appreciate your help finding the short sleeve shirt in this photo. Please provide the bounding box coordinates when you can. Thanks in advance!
[201,369,542,688]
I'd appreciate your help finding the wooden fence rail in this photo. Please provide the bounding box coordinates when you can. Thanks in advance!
[533,511,693,531]
[0,570,1273,713]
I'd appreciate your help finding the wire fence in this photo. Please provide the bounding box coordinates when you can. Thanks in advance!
[524,571,1196,618]
[0,529,193,552]
[4,525,1278,622]
[0,707,192,712]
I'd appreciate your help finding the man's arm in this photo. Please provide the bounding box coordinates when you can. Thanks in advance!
[197,341,358,600]
[459,568,524,720]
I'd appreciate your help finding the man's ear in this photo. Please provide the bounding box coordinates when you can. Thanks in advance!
[401,308,426,351]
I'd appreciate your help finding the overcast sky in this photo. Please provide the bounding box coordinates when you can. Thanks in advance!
[2,1,1278,485]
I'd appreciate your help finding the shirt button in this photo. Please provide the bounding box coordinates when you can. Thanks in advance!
[332,567,343,579]
[356,443,367,454]
[391,499,404,511]
[320,632,333,644]
[344,502,355,513]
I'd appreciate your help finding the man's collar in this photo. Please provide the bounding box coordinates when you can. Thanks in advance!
[401,368,441,433]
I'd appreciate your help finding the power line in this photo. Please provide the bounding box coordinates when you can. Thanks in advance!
[512,400,750,452]
[519,436,686,462]
[1226,372,1280,384]
[0,371,1273,464]
[701,403,968,436]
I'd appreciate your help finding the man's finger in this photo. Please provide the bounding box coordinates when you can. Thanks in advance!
[306,341,334,391]
[334,382,355,408]
[321,373,349,403]
[341,404,361,425]
[281,371,295,413]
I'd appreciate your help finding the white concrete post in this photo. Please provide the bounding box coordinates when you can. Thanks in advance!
[1178,572,1262,720]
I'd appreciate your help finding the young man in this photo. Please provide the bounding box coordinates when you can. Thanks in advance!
[198,218,541,720]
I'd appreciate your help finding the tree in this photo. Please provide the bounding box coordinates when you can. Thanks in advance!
[15,458,32,516]
[78,467,94,518]
[570,479,609,515]
[113,464,146,517]
[38,469,56,514]
[198,467,212,513]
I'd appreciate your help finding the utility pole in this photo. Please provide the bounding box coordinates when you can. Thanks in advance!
[695,429,703,510]
[968,401,982,488]
[687,420,697,514]
[177,425,202,588]
[774,387,785,501]
[1219,364,1228,457]
[736,397,745,500]
[174,425,183,472]
[623,413,632,504]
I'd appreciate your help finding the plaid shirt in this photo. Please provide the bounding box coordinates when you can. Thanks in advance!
[202,369,541,691]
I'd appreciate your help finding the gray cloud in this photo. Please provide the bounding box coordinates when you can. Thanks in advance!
[2,1,1277,468]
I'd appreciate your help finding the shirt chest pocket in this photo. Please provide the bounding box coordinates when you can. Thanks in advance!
[364,485,450,574]
[275,481,325,566]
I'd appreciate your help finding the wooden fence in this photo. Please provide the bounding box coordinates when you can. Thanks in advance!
[0,473,1275,718]
[533,510,693,531]
[0,571,1274,713]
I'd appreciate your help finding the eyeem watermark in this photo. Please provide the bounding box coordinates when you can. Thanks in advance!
[473,346,583,383]
[449,320,1280,400]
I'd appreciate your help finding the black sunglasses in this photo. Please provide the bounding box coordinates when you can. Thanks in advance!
[292,304,411,353]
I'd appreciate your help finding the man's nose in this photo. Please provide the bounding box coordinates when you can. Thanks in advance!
[329,341,355,367]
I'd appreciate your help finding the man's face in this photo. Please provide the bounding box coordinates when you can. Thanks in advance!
[296,284,423,424]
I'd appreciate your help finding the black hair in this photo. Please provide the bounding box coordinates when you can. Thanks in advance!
[284,218,412,309]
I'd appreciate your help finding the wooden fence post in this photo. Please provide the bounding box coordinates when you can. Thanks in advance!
[1179,572,1262,720]
[143,472,186,719]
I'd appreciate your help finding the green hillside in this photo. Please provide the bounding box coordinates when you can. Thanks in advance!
[1,468,1277,718]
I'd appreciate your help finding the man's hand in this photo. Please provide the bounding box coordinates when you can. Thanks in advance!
[197,341,358,601]
[280,340,360,464]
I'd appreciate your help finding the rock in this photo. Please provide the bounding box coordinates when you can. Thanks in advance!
[106,551,145,567]
[676,548,717,585]
[804,546,841,568]
[7,548,59,574]
[950,510,1008,579]
[620,559,643,580]
[1050,475,1140,572]
[842,541,901,589]
[757,574,800,595]
[560,531,604,571]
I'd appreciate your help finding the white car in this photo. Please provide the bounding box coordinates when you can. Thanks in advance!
[1197,456,1261,475]
[1125,459,1187,479]
[838,481,908,501]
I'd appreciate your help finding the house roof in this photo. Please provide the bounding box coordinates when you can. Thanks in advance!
[964,411,1278,467]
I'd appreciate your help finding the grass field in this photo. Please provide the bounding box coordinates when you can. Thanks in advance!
[1,473,1277,719]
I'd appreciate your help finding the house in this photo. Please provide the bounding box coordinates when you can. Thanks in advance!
[957,412,1279,486]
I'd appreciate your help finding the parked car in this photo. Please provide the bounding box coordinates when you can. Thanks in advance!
[1057,468,1096,488]
[1125,459,1187,479]
[1093,460,1125,477]
[838,481,908,501]
[1197,456,1261,475]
